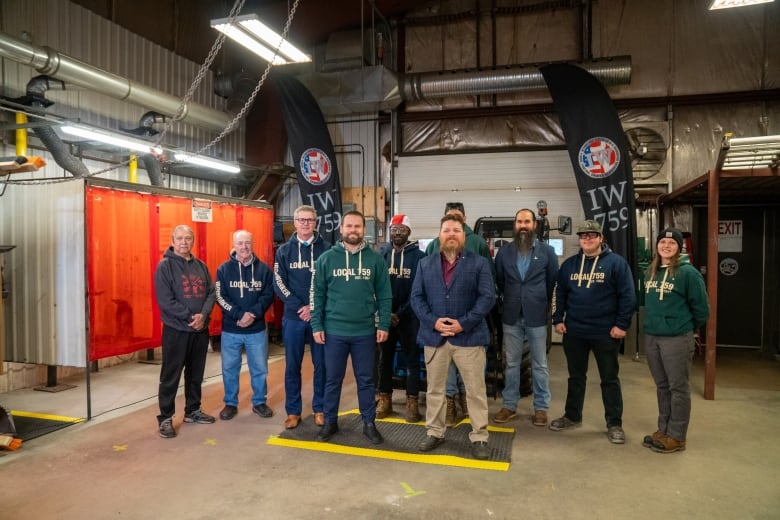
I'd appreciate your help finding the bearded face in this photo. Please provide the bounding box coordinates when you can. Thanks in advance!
[513,210,536,254]
[439,220,465,256]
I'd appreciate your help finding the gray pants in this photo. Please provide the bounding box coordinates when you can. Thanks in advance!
[645,332,696,441]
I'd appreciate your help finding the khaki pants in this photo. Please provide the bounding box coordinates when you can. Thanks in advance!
[424,342,488,442]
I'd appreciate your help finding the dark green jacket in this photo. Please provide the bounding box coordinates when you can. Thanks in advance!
[311,241,392,336]
[643,255,710,336]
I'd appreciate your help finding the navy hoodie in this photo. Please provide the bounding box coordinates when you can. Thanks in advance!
[380,240,426,319]
[273,231,331,321]
[215,251,274,334]
[154,247,215,332]
[553,244,636,339]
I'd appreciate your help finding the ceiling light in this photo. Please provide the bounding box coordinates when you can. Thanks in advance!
[61,125,163,154]
[211,14,311,65]
[709,0,774,9]
[174,153,241,174]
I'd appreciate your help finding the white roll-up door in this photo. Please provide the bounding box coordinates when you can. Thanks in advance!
[396,150,585,258]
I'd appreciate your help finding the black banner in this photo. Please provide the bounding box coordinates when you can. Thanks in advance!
[540,63,637,276]
[272,73,343,244]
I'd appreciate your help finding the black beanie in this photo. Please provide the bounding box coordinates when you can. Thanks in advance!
[657,227,683,250]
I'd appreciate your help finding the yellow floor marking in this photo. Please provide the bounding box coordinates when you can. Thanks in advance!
[11,410,84,423]
[266,435,510,471]
[113,445,128,451]
[204,438,217,446]
[400,482,426,498]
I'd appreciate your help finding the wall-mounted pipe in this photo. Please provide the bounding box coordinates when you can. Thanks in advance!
[128,154,138,183]
[0,31,231,132]
[402,56,631,101]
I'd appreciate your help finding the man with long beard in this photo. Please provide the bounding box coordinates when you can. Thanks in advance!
[493,209,559,426]
[411,214,495,460]
[311,211,392,444]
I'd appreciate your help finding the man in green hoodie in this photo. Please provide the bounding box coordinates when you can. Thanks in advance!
[311,211,392,445]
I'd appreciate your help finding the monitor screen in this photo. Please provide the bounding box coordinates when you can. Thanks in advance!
[547,238,564,256]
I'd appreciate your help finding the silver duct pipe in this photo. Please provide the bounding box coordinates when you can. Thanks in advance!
[402,56,632,101]
[140,154,164,186]
[0,31,231,132]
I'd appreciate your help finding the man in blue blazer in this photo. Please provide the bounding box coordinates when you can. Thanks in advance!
[493,209,559,427]
[411,214,496,460]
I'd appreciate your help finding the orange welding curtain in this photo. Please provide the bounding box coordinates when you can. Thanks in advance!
[86,186,274,361]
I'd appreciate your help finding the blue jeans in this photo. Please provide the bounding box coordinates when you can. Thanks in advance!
[221,330,268,407]
[282,317,325,416]
[445,364,465,397]
[323,333,376,424]
[501,320,550,411]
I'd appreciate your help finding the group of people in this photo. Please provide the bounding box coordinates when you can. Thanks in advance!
[153,201,709,459]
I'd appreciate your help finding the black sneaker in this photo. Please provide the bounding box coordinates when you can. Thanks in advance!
[316,422,339,442]
[418,435,445,452]
[363,422,384,444]
[471,441,490,460]
[219,405,238,421]
[183,409,216,424]
[252,403,273,418]
[159,418,176,438]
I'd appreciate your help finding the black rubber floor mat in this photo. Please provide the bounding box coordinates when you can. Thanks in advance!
[268,410,514,471]
[10,411,84,441]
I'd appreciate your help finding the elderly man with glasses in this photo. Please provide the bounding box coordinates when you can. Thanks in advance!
[549,220,636,445]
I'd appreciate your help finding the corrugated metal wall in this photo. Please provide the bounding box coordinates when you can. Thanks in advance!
[0,0,231,370]
[1,0,243,160]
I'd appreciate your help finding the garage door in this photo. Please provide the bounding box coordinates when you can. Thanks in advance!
[396,150,586,259]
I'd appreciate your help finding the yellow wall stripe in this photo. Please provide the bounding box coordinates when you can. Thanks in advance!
[11,410,85,423]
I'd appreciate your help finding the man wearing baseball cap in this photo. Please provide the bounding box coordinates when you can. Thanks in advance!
[376,214,427,422]
[549,219,636,444]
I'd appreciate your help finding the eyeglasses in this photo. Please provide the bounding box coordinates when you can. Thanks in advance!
[295,218,316,224]
[578,232,601,239]
[389,226,408,233]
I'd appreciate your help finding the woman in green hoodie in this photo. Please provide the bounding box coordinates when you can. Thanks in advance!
[643,228,710,454]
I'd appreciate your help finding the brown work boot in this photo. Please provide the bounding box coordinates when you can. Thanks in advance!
[532,410,548,427]
[458,392,469,418]
[445,396,458,427]
[493,407,517,423]
[651,435,686,453]
[642,430,666,448]
[405,395,422,423]
[376,392,393,419]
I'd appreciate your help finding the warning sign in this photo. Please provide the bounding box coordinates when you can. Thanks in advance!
[192,199,213,223]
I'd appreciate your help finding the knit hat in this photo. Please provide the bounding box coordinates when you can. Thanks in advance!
[390,214,411,230]
[576,220,602,235]
[657,227,683,250]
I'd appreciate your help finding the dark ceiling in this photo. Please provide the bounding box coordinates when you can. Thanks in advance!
[71,0,422,73]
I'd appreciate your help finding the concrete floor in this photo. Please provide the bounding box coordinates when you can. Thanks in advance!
[0,344,778,520]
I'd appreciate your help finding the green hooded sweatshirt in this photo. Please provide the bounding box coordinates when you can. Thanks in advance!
[311,240,392,336]
[643,255,710,337]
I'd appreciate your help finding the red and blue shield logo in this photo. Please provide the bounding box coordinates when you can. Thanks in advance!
[578,137,620,179]
[300,148,332,186]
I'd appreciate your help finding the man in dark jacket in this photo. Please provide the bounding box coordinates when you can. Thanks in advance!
[550,220,636,444]
[376,214,426,423]
[411,214,496,460]
[273,205,331,429]
[493,208,558,427]
[215,230,275,421]
[154,224,216,438]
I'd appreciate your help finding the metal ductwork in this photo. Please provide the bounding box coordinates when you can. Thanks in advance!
[298,56,631,115]
[140,154,164,186]
[402,56,632,101]
[0,31,231,132]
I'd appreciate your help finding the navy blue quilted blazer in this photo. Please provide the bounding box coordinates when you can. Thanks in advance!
[410,250,496,347]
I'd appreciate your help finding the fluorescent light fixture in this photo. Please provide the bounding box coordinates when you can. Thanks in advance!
[174,153,241,174]
[709,0,774,9]
[211,14,311,65]
[61,125,163,154]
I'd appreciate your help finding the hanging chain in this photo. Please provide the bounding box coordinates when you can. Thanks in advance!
[3,0,303,187]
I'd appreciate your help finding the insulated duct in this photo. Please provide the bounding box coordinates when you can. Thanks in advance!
[141,154,164,186]
[0,31,231,132]
[402,56,632,101]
